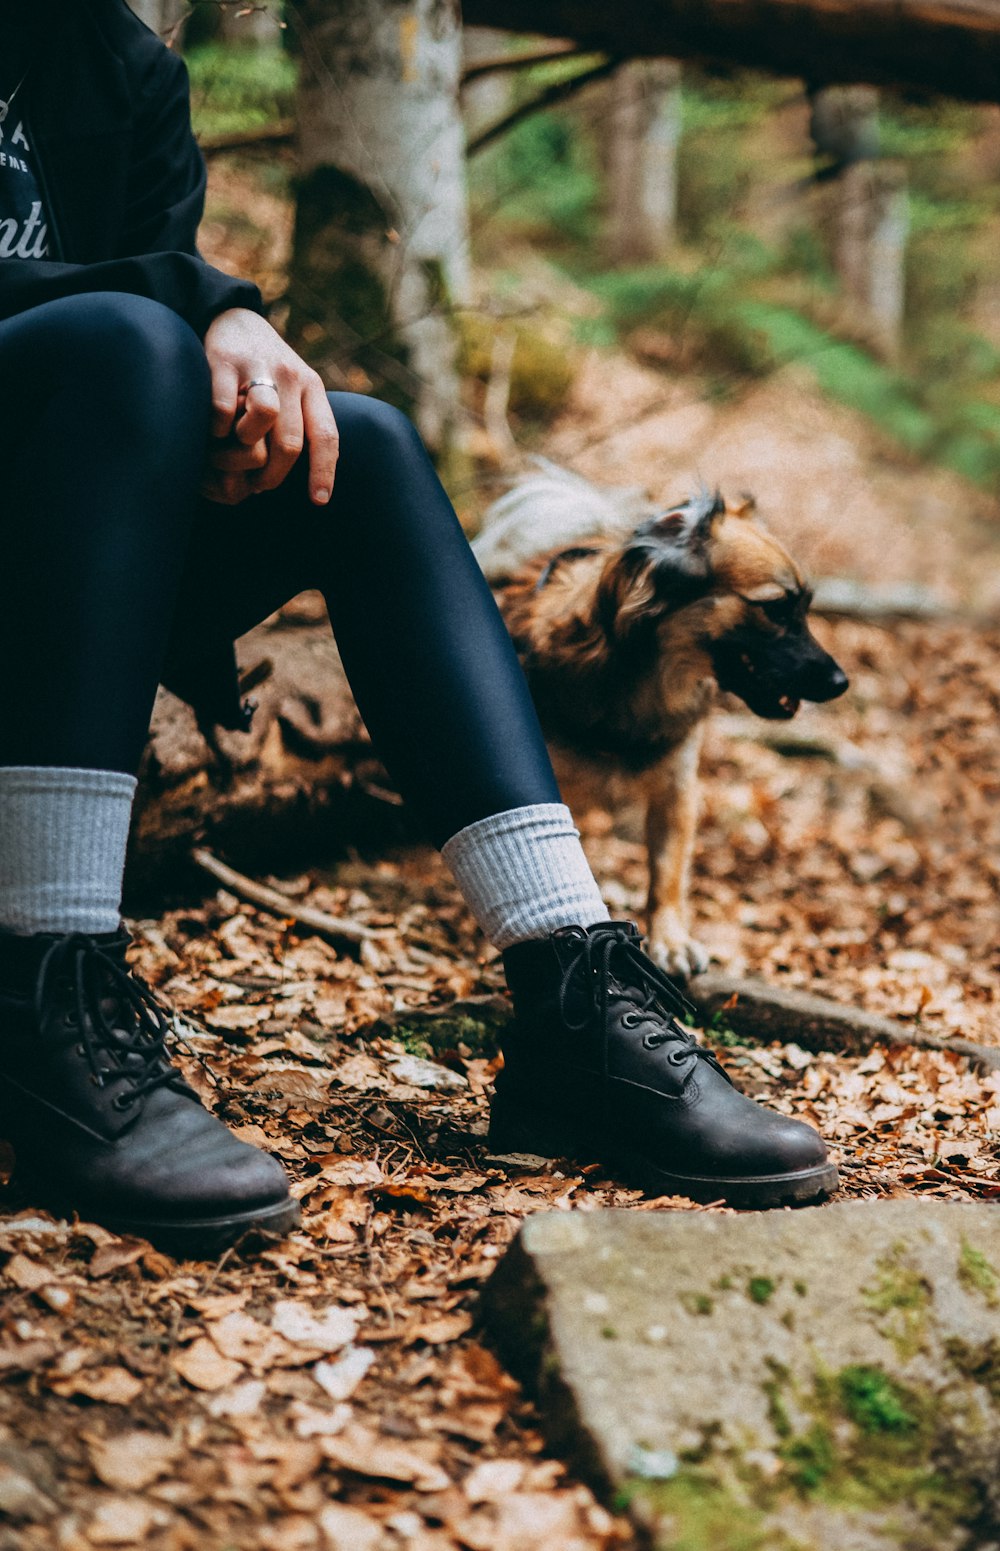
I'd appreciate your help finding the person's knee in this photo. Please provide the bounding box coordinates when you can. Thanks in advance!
[60,293,211,419]
[332,393,423,466]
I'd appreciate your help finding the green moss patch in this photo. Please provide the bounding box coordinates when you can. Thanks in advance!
[760,1361,979,1529]
[837,1366,918,1435]
[863,1245,931,1359]
[958,1241,999,1305]
[619,1471,778,1551]
[384,1010,507,1062]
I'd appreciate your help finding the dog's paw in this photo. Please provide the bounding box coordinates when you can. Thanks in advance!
[646,918,710,980]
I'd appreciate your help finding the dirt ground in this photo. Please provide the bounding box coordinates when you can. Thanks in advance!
[3,178,1000,1551]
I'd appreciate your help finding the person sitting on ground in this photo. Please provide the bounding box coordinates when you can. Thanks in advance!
[0,0,837,1255]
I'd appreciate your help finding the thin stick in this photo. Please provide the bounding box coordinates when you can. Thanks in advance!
[191,848,390,946]
[467,56,622,157]
[461,45,581,87]
[484,330,519,463]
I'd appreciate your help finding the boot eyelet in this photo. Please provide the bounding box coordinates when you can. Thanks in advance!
[89,1073,105,1087]
[111,1093,134,1113]
[75,1043,86,1057]
[622,1012,640,1029]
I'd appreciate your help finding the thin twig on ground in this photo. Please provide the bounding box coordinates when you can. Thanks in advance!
[191,847,391,946]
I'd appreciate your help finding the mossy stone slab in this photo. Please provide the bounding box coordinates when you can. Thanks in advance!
[481,1200,1000,1550]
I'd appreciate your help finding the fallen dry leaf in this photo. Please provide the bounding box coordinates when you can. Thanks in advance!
[86,1494,163,1545]
[289,1399,353,1438]
[3,1253,51,1291]
[48,1366,143,1405]
[312,1346,375,1401]
[457,1490,598,1551]
[0,1462,57,1520]
[463,1458,527,1503]
[207,1309,291,1368]
[410,1311,473,1346]
[88,1239,147,1279]
[206,1378,267,1419]
[172,1337,244,1392]
[318,1502,382,1551]
[86,1430,182,1491]
[0,1340,57,1373]
[271,1300,359,1353]
[320,1423,450,1492]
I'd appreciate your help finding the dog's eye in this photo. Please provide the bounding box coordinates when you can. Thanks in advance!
[760,598,792,629]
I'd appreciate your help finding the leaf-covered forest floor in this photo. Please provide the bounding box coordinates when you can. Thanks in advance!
[2,162,1000,1551]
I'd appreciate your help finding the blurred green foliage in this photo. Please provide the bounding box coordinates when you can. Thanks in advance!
[186,26,1000,485]
[459,313,575,422]
[187,42,295,139]
[468,55,1000,486]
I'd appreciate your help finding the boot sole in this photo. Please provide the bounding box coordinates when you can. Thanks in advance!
[9,1168,301,1259]
[95,1196,303,1258]
[488,1095,839,1209]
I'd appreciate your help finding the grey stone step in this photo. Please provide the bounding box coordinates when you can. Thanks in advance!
[482,1200,1000,1550]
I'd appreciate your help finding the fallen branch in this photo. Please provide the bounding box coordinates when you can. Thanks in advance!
[191,847,389,946]
[686,971,1000,1073]
[199,120,295,158]
[811,578,953,622]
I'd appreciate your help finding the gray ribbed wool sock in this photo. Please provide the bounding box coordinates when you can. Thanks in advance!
[440,802,610,950]
[0,766,137,935]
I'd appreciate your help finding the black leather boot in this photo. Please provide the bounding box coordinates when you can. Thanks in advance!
[492,922,838,1207]
[0,926,299,1255]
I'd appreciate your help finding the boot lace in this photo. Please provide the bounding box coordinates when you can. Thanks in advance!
[35,933,190,1112]
[557,926,731,1082]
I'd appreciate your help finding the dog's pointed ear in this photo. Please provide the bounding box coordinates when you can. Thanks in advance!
[725,492,756,519]
[638,490,724,578]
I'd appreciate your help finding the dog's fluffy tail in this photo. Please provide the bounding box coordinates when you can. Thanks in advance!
[472,458,655,581]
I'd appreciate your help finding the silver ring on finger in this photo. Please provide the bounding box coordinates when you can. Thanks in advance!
[244,378,279,395]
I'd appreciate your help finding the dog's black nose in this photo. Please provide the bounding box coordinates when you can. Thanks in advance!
[808,663,849,702]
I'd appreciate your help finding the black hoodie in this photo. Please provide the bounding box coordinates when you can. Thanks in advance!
[2,0,271,730]
[0,0,265,337]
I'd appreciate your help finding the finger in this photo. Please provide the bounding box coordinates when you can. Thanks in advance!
[235,379,281,445]
[302,383,340,504]
[210,361,241,440]
[201,471,254,506]
[251,394,304,494]
[209,438,270,474]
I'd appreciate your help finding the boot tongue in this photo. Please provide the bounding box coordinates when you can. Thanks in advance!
[0,923,129,978]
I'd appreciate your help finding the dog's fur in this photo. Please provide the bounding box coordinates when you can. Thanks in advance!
[474,461,848,975]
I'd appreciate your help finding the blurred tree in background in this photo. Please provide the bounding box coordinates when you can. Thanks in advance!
[130,1,1000,488]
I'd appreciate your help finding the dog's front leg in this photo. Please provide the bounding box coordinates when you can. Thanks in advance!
[644,727,709,978]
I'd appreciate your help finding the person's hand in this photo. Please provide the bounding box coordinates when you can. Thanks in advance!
[201,308,339,506]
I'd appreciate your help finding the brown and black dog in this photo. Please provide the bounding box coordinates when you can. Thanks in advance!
[474,464,848,976]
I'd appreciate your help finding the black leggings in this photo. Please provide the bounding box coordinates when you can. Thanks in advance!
[0,292,559,846]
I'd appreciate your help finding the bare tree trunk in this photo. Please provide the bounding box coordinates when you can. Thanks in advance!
[464,0,1000,105]
[834,160,908,358]
[811,87,908,359]
[606,59,681,263]
[288,0,469,459]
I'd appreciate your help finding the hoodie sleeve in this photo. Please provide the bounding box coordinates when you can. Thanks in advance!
[0,19,266,338]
